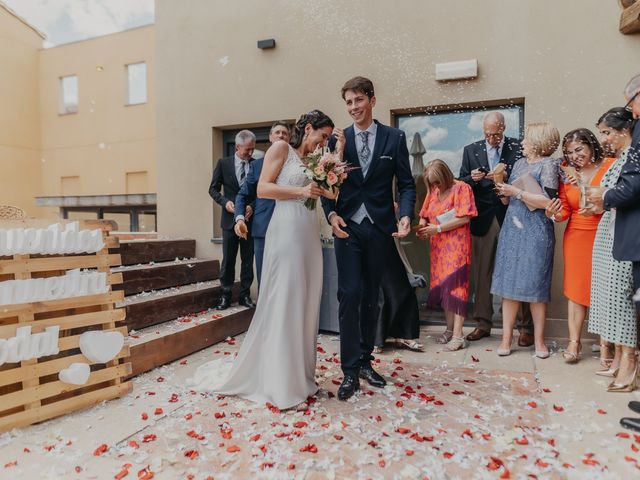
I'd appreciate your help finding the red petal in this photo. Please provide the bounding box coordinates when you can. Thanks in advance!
[93,444,108,456]
[3,461,17,468]
[553,405,564,412]
[141,413,148,420]
[515,436,529,445]
[154,408,163,415]
[597,409,607,415]
[226,445,241,453]
[617,432,631,439]
[471,355,479,362]
[527,401,537,408]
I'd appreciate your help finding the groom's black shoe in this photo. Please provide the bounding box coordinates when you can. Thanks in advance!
[620,417,640,433]
[215,296,231,310]
[629,401,640,414]
[359,365,387,388]
[238,296,255,308]
[337,375,360,401]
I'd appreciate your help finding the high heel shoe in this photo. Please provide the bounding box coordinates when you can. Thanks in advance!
[563,340,582,364]
[497,339,513,357]
[596,366,619,377]
[607,352,638,393]
[599,341,614,368]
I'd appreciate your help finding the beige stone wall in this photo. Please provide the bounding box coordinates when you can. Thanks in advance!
[156,0,639,317]
[38,25,156,198]
[0,5,44,215]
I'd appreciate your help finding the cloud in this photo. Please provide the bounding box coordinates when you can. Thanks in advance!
[400,116,448,149]
[467,109,521,132]
[3,0,154,45]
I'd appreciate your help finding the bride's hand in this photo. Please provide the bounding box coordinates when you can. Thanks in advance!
[321,187,338,200]
[300,182,323,199]
[333,128,345,156]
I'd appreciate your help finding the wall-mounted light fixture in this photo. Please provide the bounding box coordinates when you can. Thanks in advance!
[257,39,276,49]
[435,59,478,81]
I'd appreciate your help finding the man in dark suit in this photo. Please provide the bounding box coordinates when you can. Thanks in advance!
[208,129,256,310]
[234,122,289,284]
[588,74,640,433]
[322,76,416,400]
[459,112,533,345]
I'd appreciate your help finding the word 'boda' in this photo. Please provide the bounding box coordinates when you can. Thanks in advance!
[0,326,59,366]
[0,222,104,256]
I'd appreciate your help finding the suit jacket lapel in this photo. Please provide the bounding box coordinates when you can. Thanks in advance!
[345,126,363,183]
[477,142,490,170]
[364,121,389,182]
[227,156,240,190]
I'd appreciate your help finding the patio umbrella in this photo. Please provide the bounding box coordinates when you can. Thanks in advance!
[409,132,426,178]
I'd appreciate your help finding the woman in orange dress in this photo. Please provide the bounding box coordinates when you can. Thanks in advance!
[545,128,611,363]
[417,159,478,351]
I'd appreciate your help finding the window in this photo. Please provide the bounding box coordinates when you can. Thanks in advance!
[59,75,78,114]
[395,100,524,176]
[126,62,147,105]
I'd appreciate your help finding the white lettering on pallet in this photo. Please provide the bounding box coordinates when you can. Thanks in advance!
[0,326,60,366]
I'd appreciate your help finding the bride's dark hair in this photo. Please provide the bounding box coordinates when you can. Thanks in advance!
[290,110,334,148]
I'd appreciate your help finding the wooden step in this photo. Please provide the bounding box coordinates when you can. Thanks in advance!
[115,239,196,265]
[118,280,240,331]
[127,307,253,377]
[112,258,219,295]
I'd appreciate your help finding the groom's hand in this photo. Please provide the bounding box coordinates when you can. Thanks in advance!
[330,214,349,238]
[393,216,411,238]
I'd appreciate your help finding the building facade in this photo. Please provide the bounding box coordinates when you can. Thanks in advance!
[155,0,640,318]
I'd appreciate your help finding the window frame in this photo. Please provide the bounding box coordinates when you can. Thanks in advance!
[125,61,148,106]
[58,74,79,115]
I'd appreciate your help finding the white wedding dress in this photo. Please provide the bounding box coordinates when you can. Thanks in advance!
[189,145,323,409]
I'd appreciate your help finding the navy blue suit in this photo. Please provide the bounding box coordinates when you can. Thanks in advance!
[604,122,640,313]
[234,158,275,284]
[321,121,416,376]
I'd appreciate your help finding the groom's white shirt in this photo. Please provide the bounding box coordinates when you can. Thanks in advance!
[350,122,376,224]
[328,122,376,223]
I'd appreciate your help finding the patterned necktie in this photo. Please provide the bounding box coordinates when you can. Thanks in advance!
[358,131,371,173]
[240,161,246,185]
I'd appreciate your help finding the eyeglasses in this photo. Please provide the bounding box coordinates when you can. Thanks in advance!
[625,89,639,112]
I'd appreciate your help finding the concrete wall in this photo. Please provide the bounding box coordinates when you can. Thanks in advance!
[0,5,44,215]
[155,0,640,318]
[38,25,156,198]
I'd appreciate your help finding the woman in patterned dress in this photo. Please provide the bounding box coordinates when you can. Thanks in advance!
[492,123,560,358]
[587,107,637,392]
[544,129,612,364]
[417,159,478,351]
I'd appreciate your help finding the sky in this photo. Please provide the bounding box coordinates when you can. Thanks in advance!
[3,0,154,47]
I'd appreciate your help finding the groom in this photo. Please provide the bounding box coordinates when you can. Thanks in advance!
[322,76,416,400]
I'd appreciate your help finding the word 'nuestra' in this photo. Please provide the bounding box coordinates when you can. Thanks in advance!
[0,269,108,306]
[0,222,104,256]
[0,325,60,366]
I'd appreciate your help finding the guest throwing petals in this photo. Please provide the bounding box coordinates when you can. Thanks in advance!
[492,123,560,359]
[545,128,612,363]
[417,159,477,351]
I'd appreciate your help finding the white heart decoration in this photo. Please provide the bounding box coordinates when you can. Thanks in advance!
[79,331,124,364]
[59,362,91,385]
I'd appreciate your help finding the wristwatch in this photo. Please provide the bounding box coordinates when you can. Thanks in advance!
[436,225,442,233]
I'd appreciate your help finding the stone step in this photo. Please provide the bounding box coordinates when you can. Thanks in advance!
[112,258,219,295]
[118,280,244,331]
[115,239,196,266]
[127,306,253,377]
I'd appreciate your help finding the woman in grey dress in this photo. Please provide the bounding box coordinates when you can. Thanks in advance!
[492,123,560,358]
[587,107,637,392]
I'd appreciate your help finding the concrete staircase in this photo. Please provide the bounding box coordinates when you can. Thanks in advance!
[110,238,252,377]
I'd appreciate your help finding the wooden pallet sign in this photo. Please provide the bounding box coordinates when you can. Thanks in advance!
[0,219,131,432]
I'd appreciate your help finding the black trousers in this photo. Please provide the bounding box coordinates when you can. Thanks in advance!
[334,218,393,376]
[633,261,640,349]
[220,228,254,299]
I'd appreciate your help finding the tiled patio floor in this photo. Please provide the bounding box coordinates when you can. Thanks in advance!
[1,327,639,479]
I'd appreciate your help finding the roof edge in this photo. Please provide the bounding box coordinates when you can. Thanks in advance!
[0,1,46,40]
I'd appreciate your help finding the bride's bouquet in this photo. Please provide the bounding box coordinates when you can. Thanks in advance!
[301,147,355,211]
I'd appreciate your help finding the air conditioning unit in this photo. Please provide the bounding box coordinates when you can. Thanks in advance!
[435,59,478,81]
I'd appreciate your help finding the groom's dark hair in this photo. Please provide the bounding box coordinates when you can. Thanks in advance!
[341,76,375,100]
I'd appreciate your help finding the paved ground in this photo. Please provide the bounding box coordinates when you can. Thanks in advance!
[1,326,639,479]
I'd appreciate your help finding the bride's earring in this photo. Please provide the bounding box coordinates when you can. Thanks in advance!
[303,133,309,140]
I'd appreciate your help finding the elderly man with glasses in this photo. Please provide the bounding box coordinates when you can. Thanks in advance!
[588,73,640,433]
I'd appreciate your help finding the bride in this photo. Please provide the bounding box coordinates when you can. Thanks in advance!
[189,110,343,409]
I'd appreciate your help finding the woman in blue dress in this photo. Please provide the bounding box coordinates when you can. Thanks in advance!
[492,122,560,358]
